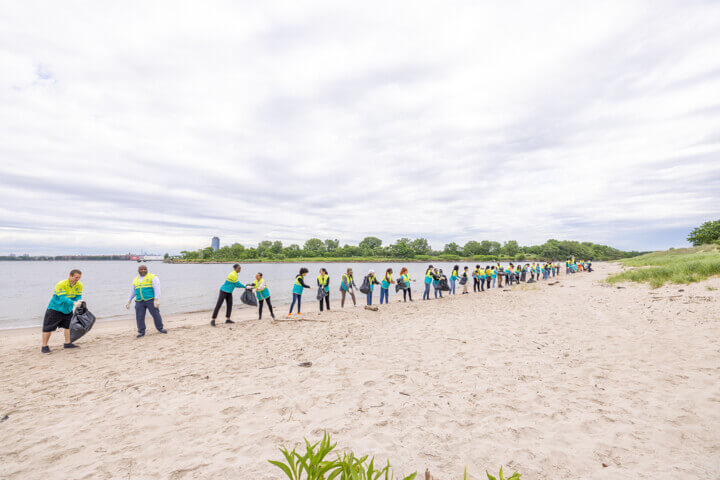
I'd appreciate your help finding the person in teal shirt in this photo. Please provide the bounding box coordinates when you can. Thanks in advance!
[211,264,250,327]
[289,268,310,315]
[450,265,459,295]
[42,269,84,353]
[379,268,394,304]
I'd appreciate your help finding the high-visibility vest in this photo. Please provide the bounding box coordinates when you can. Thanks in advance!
[133,274,156,301]
[318,274,329,292]
[292,275,305,295]
[254,279,270,300]
[48,279,83,314]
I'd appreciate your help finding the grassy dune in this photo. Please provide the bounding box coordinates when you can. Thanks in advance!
[607,245,720,288]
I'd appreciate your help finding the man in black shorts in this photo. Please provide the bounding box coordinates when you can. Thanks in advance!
[42,269,84,353]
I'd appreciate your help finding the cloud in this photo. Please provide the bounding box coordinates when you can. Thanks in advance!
[1,0,719,254]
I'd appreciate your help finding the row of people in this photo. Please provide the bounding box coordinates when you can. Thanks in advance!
[40,260,591,352]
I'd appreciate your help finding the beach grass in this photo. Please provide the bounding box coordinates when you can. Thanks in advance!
[607,245,720,288]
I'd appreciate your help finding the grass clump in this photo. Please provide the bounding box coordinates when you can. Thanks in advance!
[269,433,520,480]
[607,245,720,288]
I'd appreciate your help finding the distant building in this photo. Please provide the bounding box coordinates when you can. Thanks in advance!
[211,236,220,251]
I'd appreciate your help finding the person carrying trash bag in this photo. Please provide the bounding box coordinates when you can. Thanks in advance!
[339,268,357,308]
[252,273,275,320]
[126,265,167,338]
[379,268,394,305]
[360,269,380,305]
[288,267,310,316]
[438,270,450,293]
[211,264,251,327]
[69,301,96,343]
[397,267,413,302]
[317,268,330,312]
[41,269,84,354]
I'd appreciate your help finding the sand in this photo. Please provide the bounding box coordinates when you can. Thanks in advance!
[1,262,718,479]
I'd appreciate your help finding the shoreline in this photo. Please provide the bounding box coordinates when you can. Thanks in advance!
[2,262,719,479]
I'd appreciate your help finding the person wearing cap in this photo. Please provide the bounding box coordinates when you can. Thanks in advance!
[365,269,380,305]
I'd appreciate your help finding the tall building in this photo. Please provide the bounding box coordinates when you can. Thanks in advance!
[211,236,220,251]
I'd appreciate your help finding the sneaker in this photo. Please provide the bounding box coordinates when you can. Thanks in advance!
[41,346,50,354]
[287,313,292,317]
[63,343,79,349]
[158,329,167,334]
[271,314,276,320]
[225,319,234,324]
[210,319,216,327]
[136,333,145,338]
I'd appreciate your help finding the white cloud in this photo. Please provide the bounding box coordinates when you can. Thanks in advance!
[1,0,719,254]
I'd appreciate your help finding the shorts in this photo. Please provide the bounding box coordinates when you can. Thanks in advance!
[43,309,72,332]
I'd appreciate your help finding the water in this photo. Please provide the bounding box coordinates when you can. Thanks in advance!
[0,260,515,329]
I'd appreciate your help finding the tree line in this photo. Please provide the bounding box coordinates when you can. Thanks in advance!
[178,237,645,262]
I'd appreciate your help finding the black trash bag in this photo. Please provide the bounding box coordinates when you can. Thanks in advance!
[359,276,371,294]
[438,277,450,291]
[69,301,96,343]
[316,287,328,300]
[459,276,468,285]
[240,288,258,307]
[395,280,408,293]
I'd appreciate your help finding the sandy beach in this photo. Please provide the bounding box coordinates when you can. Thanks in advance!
[1,262,718,479]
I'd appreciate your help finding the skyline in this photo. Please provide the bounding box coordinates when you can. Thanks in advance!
[2,1,720,255]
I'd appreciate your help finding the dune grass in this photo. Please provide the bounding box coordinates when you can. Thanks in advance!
[607,245,720,288]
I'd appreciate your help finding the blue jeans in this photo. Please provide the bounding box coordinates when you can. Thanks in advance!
[135,299,164,334]
[423,283,431,300]
[450,279,456,294]
[380,288,389,304]
[289,293,302,313]
[433,284,439,298]
[366,291,373,305]
[492,277,496,288]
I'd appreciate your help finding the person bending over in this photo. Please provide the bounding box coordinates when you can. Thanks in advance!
[41,269,84,354]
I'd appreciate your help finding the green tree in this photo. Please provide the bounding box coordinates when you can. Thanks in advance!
[410,238,431,255]
[303,238,325,257]
[359,236,382,255]
[390,238,415,258]
[687,219,720,246]
[270,240,283,254]
[443,242,460,255]
[324,239,340,254]
[284,244,302,258]
[462,241,481,257]
[257,240,273,257]
[502,240,520,257]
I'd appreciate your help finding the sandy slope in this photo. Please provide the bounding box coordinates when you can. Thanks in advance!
[0,263,718,479]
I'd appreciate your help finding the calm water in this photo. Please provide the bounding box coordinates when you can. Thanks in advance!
[0,260,516,329]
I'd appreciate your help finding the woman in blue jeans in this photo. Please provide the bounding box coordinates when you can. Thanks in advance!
[365,269,380,305]
[379,268,394,304]
[288,267,310,316]
[422,265,433,300]
[450,265,459,295]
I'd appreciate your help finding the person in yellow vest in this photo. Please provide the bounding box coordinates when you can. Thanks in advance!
[125,265,166,338]
[211,263,250,326]
[317,268,331,312]
[340,268,357,308]
[253,272,275,320]
[41,269,84,353]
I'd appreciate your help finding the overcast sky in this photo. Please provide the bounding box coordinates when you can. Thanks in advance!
[1,1,719,255]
